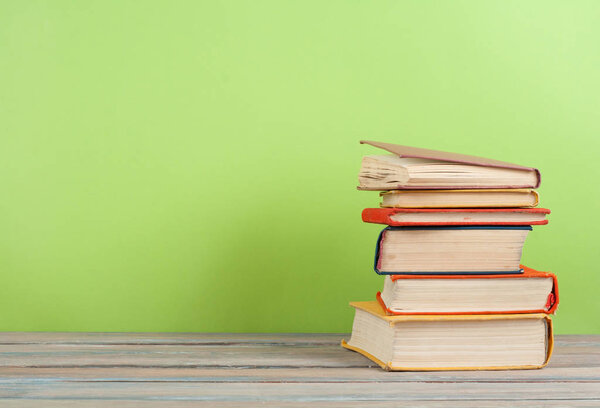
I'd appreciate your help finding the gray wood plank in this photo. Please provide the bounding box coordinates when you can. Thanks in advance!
[0,332,346,345]
[0,366,599,382]
[1,401,600,408]
[0,381,599,401]
[0,340,598,369]
[0,333,597,405]
[0,344,370,368]
[0,332,597,346]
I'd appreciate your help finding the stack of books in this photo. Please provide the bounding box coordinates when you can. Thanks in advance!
[342,141,558,371]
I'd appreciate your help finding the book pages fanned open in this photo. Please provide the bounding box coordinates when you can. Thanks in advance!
[358,141,540,190]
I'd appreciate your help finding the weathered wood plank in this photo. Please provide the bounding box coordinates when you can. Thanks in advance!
[0,366,599,382]
[0,344,371,368]
[0,333,597,405]
[0,333,346,345]
[0,381,599,401]
[0,342,598,369]
[1,401,600,408]
[0,333,597,346]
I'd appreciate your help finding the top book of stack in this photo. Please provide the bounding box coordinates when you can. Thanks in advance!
[358,141,540,191]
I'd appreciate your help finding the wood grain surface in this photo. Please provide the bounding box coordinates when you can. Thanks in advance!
[0,333,598,406]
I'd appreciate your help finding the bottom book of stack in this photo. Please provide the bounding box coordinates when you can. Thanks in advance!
[342,301,553,371]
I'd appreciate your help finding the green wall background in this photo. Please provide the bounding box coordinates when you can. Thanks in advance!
[1,1,599,333]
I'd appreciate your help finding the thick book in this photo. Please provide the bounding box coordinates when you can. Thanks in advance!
[363,207,550,226]
[358,141,540,190]
[377,265,558,315]
[373,226,531,275]
[342,301,553,371]
[380,189,539,208]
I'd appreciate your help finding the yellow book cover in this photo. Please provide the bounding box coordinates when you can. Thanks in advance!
[342,301,553,371]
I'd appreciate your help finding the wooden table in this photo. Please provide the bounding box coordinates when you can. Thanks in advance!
[0,333,598,406]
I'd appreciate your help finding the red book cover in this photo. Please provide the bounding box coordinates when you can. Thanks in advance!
[376,265,559,315]
[362,207,550,226]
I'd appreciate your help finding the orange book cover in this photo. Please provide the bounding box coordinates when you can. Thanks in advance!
[376,265,559,315]
[362,207,550,226]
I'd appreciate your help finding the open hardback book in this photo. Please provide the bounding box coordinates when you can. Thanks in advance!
[377,265,558,315]
[342,301,553,371]
[358,141,540,190]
